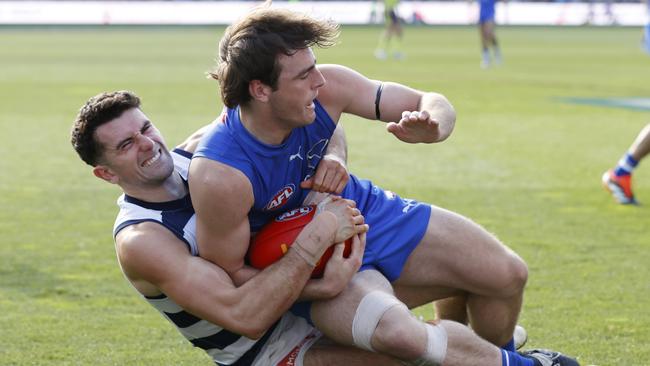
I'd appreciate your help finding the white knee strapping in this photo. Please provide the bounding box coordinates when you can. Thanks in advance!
[413,323,448,366]
[351,291,406,351]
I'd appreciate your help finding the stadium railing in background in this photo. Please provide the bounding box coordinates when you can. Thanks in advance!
[0,0,646,26]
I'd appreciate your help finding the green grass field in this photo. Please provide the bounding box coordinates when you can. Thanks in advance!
[1,24,648,365]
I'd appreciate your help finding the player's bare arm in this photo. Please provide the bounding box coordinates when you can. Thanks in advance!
[296,197,368,300]
[245,234,366,302]
[190,158,254,276]
[233,205,368,300]
[116,215,341,339]
[231,203,368,300]
[386,91,456,143]
[317,64,456,143]
[299,232,366,300]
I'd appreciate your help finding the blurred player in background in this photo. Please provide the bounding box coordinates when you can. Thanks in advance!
[374,0,405,60]
[478,0,502,68]
[190,5,580,366]
[602,123,650,205]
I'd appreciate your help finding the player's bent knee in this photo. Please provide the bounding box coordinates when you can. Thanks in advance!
[352,291,407,351]
[372,309,422,356]
[500,255,528,296]
[485,253,528,297]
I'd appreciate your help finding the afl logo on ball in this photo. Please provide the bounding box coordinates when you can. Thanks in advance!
[275,206,314,222]
[265,184,296,210]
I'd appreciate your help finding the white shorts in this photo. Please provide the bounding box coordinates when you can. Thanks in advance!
[252,313,322,366]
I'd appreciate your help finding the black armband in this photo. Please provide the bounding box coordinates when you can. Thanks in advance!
[374,82,384,120]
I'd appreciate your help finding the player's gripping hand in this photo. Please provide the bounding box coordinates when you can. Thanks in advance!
[386,110,442,143]
[300,153,349,194]
[318,233,366,297]
[317,196,368,243]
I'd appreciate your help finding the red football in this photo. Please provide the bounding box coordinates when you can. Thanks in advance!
[248,205,352,278]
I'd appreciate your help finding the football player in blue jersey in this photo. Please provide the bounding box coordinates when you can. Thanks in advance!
[478,0,502,68]
[72,91,418,365]
[189,5,579,366]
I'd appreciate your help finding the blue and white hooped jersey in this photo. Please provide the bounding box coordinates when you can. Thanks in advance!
[194,100,432,282]
[112,149,278,366]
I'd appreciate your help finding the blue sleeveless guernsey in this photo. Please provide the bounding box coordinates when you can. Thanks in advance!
[479,0,496,23]
[194,100,431,282]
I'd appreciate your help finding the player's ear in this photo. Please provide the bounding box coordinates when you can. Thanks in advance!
[249,80,272,103]
[93,165,119,184]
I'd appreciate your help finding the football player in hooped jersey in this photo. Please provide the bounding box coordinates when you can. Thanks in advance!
[71,91,417,366]
[190,6,580,366]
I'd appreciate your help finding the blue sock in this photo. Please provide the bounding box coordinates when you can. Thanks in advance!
[614,153,638,176]
[502,349,536,366]
[502,338,515,352]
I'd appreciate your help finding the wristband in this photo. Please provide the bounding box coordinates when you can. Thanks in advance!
[292,241,317,268]
[315,196,333,215]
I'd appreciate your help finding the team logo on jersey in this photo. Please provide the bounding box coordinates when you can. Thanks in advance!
[265,184,296,210]
[302,139,330,182]
[275,205,313,222]
[402,198,417,213]
[289,146,303,162]
[306,139,329,170]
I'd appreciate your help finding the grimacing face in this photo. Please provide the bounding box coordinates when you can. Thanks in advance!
[268,48,326,128]
[93,108,175,189]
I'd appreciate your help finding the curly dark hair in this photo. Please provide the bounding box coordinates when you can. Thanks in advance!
[71,90,141,166]
[210,7,339,108]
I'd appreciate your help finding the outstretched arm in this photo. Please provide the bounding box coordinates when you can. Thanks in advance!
[318,64,456,144]
[384,90,456,143]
